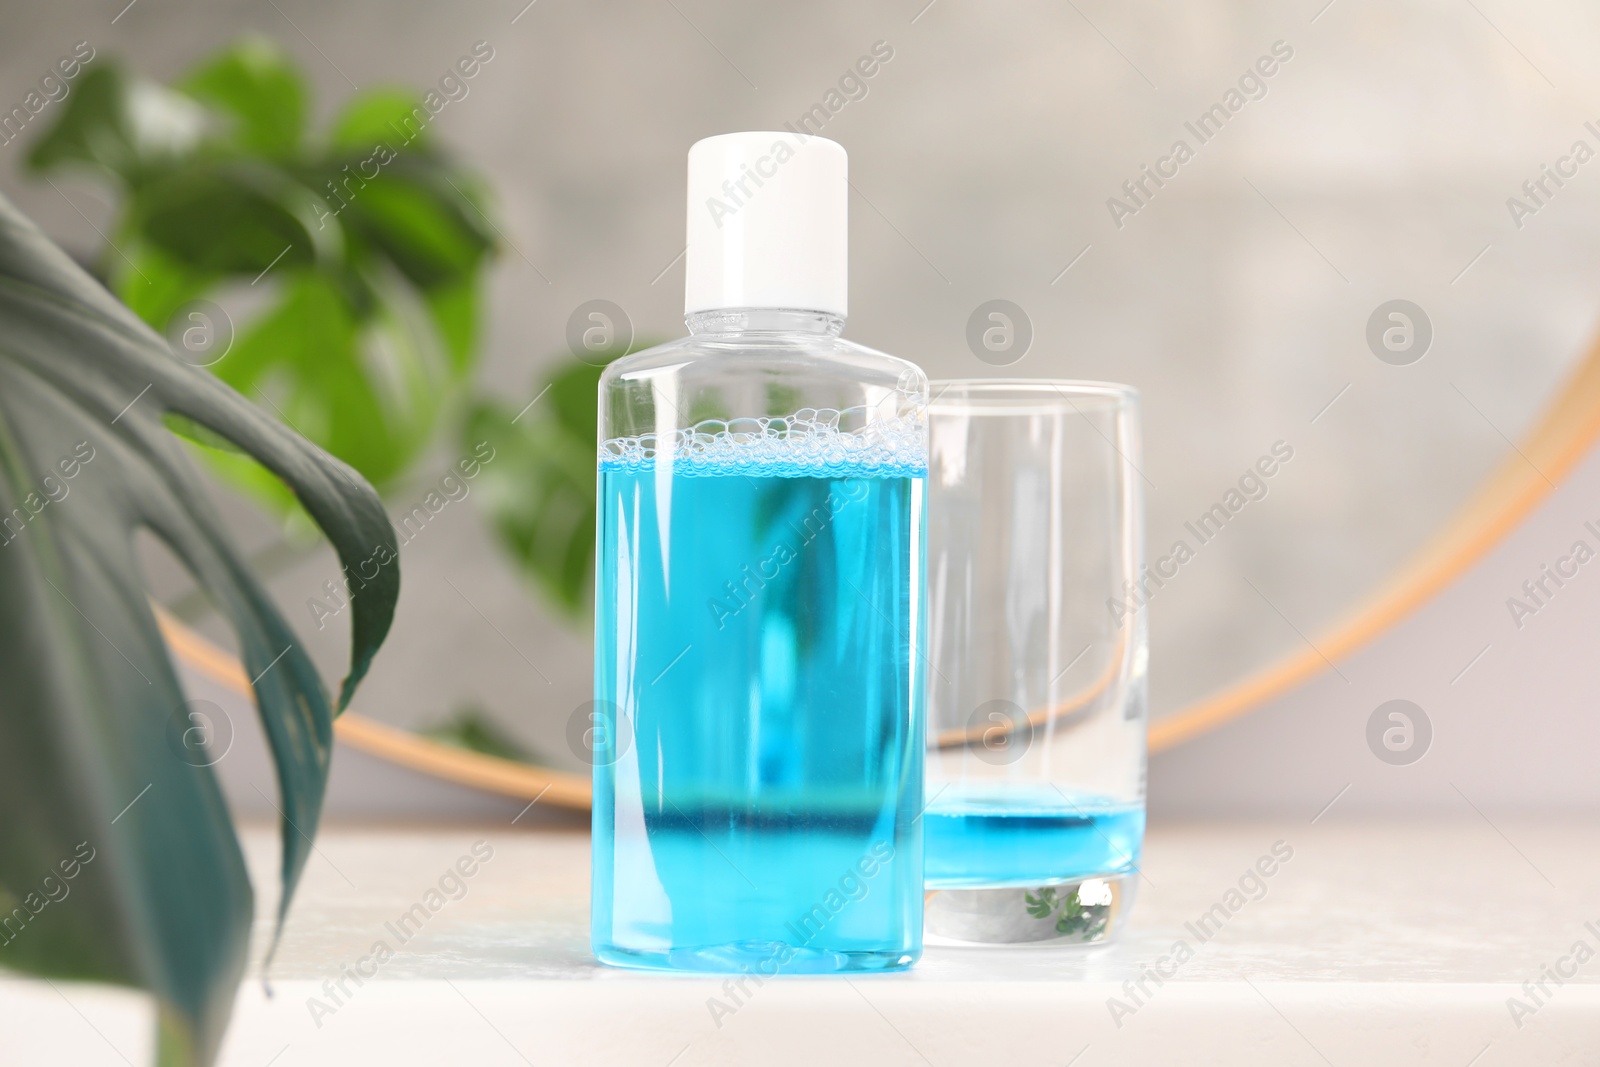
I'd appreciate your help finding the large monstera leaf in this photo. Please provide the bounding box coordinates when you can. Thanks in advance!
[0,188,398,1065]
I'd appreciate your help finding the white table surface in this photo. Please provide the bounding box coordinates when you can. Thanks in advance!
[4,818,1598,1066]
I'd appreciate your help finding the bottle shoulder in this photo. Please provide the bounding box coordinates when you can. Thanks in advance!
[597,329,927,442]
[600,333,927,394]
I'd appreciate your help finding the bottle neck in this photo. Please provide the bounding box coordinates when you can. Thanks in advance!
[685,308,845,337]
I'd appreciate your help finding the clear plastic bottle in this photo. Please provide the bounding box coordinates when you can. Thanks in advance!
[590,133,928,973]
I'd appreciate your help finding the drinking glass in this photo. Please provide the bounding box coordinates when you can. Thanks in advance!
[922,380,1146,945]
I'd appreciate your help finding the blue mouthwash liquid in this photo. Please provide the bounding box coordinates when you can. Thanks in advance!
[592,417,925,973]
[924,785,1144,888]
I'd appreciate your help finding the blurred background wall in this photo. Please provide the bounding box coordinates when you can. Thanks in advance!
[3,0,1598,816]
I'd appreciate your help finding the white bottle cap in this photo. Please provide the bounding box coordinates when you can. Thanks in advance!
[685,131,848,317]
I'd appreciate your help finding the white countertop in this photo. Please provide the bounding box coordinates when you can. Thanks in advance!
[5,818,1598,1065]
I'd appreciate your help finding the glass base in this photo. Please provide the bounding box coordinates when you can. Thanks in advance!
[924,872,1137,946]
[593,940,920,974]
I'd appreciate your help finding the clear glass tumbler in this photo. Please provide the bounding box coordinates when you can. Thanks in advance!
[922,380,1146,945]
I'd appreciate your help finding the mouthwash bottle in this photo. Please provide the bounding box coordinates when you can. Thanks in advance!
[591,132,928,973]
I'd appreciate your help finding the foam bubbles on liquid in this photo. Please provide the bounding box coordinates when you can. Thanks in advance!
[600,406,927,478]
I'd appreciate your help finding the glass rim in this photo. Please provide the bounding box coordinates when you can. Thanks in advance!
[928,378,1139,409]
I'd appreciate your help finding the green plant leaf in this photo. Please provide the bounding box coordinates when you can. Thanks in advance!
[26,39,494,528]
[26,64,204,184]
[206,271,455,499]
[179,36,307,160]
[335,158,494,290]
[465,399,588,615]
[425,272,480,373]
[0,190,398,1064]
[127,164,321,276]
[467,407,594,615]
[466,350,644,618]
[426,705,536,763]
[546,353,610,444]
[328,88,430,152]
[115,243,218,337]
[25,64,138,180]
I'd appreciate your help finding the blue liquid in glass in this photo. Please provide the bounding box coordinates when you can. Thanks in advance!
[592,447,925,973]
[924,787,1144,888]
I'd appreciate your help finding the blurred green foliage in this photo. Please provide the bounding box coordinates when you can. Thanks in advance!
[28,35,630,632]
[426,704,542,763]
[28,36,496,518]
[466,350,627,619]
